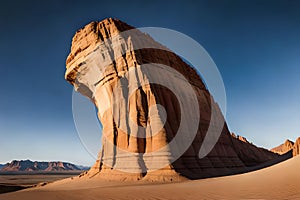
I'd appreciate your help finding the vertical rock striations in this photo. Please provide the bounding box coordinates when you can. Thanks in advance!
[293,138,300,157]
[65,18,278,181]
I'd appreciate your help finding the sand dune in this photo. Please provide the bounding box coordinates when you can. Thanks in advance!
[1,156,299,200]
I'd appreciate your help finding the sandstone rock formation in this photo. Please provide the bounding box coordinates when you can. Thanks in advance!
[271,137,300,157]
[293,137,300,156]
[65,18,278,181]
[0,160,84,172]
[271,139,294,155]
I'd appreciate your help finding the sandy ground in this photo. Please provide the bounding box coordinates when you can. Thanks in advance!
[0,172,82,194]
[1,156,300,200]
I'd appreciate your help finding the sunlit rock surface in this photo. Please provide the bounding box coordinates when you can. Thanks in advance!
[65,18,278,181]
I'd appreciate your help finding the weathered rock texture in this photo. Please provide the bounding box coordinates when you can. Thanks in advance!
[293,138,300,156]
[65,18,278,181]
[271,137,300,157]
[271,139,294,155]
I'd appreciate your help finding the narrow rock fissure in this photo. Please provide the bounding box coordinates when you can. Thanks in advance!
[112,121,118,168]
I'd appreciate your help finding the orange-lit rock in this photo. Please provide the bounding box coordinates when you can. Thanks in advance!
[65,18,278,181]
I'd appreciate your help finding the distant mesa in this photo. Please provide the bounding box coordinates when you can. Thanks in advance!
[76,165,91,171]
[0,160,89,172]
[65,18,279,181]
[271,137,300,157]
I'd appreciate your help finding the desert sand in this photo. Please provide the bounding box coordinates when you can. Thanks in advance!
[0,172,82,194]
[1,155,299,200]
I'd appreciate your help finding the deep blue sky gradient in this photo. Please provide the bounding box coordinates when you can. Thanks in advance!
[1,0,300,165]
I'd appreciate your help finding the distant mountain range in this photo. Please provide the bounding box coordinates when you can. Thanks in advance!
[0,160,90,172]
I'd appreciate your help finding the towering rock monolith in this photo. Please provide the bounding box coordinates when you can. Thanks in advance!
[65,18,278,181]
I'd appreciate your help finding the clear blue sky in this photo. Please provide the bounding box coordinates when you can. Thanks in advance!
[0,0,299,166]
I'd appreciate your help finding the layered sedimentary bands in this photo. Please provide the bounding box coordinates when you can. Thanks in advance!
[271,137,300,157]
[65,18,278,181]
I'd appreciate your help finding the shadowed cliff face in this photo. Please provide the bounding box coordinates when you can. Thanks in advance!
[65,18,278,181]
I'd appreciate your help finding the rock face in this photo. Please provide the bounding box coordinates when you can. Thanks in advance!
[231,133,250,143]
[293,138,300,156]
[0,160,84,172]
[271,139,294,155]
[65,18,278,181]
[271,138,300,157]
